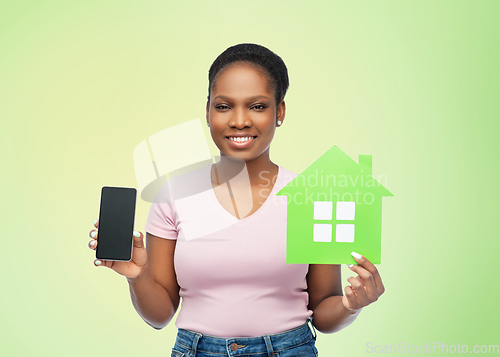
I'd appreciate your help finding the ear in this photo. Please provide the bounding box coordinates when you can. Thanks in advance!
[277,100,286,124]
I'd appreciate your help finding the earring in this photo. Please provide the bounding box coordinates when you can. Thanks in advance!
[207,123,210,127]
[277,120,282,126]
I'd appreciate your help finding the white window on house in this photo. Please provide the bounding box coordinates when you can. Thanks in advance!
[336,201,355,220]
[313,201,355,243]
[336,223,354,243]
[313,224,332,242]
[314,201,333,220]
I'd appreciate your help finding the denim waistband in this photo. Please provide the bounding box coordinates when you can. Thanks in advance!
[175,317,317,356]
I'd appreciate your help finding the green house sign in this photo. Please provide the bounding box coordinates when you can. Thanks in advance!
[276,145,393,265]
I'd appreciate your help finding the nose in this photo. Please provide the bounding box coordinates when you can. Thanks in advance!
[229,107,252,129]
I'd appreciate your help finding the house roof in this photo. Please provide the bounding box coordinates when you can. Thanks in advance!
[276,145,393,197]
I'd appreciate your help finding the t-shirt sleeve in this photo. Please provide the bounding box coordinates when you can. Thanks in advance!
[144,179,178,240]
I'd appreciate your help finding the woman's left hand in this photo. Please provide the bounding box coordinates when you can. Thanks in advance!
[342,252,385,312]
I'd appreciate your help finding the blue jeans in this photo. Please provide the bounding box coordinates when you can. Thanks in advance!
[170,318,318,357]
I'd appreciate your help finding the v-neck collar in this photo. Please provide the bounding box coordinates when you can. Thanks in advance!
[207,163,281,223]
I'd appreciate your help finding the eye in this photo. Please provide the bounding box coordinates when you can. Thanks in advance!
[251,104,267,110]
[215,104,230,110]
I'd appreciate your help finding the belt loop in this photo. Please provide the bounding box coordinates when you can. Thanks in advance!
[307,316,317,340]
[191,332,202,356]
[263,335,274,357]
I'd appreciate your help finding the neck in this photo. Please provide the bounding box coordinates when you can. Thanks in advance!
[214,151,278,188]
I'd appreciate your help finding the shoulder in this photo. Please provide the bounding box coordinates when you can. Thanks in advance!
[154,164,211,202]
[276,165,299,190]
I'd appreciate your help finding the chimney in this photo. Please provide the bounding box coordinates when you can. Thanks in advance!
[358,155,372,176]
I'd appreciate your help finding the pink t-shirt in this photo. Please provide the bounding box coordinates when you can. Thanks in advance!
[144,163,312,337]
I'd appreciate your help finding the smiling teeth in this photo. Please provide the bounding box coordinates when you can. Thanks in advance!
[229,137,254,143]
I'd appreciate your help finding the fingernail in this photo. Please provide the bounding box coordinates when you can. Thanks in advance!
[347,276,354,279]
[90,231,96,238]
[133,231,140,238]
[90,240,95,247]
[351,252,362,259]
[95,260,101,266]
[94,219,97,226]
[347,264,353,268]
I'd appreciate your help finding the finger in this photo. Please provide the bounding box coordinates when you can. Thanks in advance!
[132,231,144,248]
[94,219,99,229]
[94,258,113,268]
[88,239,97,250]
[351,252,384,292]
[89,229,98,240]
[347,275,369,306]
[344,286,359,310]
[348,264,378,301]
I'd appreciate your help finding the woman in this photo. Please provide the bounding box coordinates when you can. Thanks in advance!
[88,43,385,356]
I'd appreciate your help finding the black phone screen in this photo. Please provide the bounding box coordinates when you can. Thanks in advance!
[96,186,137,261]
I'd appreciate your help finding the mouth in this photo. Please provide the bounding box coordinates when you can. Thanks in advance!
[225,135,257,148]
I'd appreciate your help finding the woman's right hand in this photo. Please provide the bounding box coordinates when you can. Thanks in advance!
[88,219,148,280]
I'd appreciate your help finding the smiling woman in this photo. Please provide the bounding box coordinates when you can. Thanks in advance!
[88,43,385,357]
[206,47,286,165]
[207,62,284,179]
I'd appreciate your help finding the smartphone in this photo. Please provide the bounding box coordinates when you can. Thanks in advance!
[96,186,137,261]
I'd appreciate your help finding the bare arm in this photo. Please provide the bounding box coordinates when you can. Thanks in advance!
[126,232,180,330]
[306,254,385,333]
[307,264,360,333]
[90,220,180,330]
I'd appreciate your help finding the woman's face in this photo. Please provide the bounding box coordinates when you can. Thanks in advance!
[206,62,285,163]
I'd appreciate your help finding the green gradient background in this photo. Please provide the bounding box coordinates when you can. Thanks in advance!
[1,1,498,356]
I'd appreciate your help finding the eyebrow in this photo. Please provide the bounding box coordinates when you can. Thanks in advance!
[213,95,270,101]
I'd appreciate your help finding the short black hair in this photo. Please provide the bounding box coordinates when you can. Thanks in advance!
[207,43,289,106]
